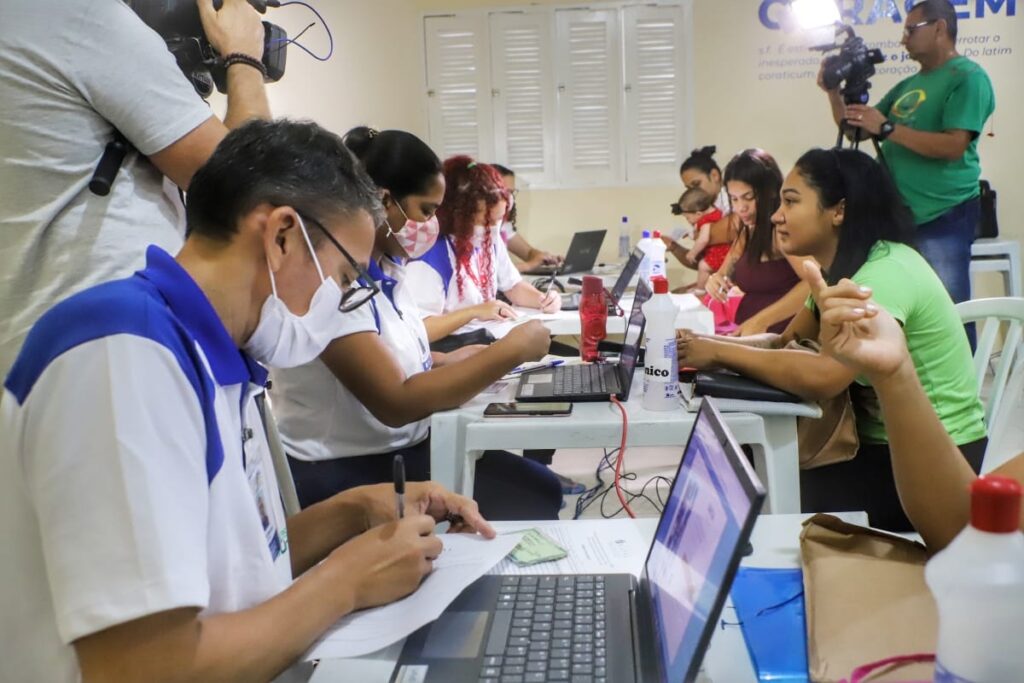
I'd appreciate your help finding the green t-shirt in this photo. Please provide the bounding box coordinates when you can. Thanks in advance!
[808,242,987,445]
[874,56,995,224]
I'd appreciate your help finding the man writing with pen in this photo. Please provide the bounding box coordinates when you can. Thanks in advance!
[0,119,496,683]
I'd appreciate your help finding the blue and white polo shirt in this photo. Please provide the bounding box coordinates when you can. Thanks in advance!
[272,255,433,461]
[404,229,523,337]
[0,246,297,682]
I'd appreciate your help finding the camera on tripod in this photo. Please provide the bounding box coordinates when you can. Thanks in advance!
[816,25,885,106]
[128,0,287,99]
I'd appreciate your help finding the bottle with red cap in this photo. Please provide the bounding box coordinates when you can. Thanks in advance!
[648,230,667,284]
[578,275,607,363]
[642,275,679,411]
[925,475,1024,682]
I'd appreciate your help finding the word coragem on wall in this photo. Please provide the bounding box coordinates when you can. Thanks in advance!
[759,0,1016,30]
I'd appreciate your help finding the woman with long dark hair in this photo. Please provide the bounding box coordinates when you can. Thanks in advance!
[677,148,986,531]
[703,149,810,335]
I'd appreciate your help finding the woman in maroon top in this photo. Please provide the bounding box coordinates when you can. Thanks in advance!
[705,149,809,335]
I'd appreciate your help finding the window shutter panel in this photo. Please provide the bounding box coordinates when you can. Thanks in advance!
[554,9,623,186]
[489,12,556,185]
[424,15,494,161]
[622,4,692,184]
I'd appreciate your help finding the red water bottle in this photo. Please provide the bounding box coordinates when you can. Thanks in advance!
[579,275,607,362]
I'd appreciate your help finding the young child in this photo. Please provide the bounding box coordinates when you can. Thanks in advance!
[666,186,729,294]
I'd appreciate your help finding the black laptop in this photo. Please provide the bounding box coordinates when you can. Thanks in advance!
[516,279,651,403]
[523,229,606,276]
[561,245,644,311]
[391,398,767,683]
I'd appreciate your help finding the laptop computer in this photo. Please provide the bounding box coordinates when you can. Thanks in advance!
[391,398,767,683]
[561,245,644,311]
[516,278,651,403]
[523,229,607,276]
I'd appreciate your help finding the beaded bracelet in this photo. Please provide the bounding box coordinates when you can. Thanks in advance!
[223,52,268,78]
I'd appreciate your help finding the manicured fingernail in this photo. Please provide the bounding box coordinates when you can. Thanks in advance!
[865,304,878,313]
[852,308,865,315]
[858,286,871,294]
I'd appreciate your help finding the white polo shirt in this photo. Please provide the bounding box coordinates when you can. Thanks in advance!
[272,256,433,461]
[0,247,305,682]
[405,230,523,337]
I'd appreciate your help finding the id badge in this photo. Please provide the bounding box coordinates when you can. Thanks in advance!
[247,455,287,561]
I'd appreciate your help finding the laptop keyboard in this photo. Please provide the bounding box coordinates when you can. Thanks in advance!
[552,365,608,397]
[480,575,609,683]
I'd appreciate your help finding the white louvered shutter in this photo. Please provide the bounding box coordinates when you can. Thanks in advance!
[554,8,623,187]
[622,4,693,184]
[489,11,556,186]
[423,15,494,162]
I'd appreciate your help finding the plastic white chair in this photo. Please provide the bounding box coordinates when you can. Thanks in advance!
[983,358,1024,473]
[970,239,1022,298]
[956,297,1024,435]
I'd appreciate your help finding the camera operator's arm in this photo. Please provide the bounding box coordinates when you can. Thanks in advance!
[199,0,271,128]
[844,105,972,161]
[147,0,270,190]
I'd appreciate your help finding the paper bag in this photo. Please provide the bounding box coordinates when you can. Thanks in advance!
[800,514,937,683]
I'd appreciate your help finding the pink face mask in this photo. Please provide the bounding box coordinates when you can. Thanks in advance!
[389,199,440,259]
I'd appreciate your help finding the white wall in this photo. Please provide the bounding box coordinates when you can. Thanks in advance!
[245,0,1023,291]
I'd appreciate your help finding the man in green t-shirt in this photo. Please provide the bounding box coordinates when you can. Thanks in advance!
[819,0,995,310]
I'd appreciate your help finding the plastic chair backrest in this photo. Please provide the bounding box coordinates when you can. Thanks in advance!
[983,356,1024,473]
[956,297,1024,434]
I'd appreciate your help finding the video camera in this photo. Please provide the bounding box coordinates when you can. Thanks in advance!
[128,0,287,99]
[815,24,884,106]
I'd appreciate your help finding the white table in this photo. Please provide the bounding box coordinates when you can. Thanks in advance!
[430,373,821,514]
[311,513,868,683]
[513,293,714,338]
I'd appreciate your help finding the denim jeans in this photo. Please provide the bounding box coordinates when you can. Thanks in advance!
[915,197,980,305]
[915,197,979,347]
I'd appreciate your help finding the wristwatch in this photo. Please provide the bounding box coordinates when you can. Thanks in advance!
[877,119,895,141]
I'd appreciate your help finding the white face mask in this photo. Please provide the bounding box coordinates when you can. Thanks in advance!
[388,199,440,259]
[471,225,489,248]
[243,215,343,368]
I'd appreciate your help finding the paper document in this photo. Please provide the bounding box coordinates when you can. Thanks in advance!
[489,519,649,577]
[304,532,522,661]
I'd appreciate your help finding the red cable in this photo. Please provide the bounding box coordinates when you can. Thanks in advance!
[610,395,635,519]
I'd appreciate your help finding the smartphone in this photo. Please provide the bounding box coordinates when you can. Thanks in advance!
[483,402,574,417]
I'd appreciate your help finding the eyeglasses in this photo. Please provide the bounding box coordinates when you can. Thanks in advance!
[902,19,937,37]
[300,214,379,313]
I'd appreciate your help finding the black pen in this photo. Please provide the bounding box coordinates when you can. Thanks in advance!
[393,455,405,519]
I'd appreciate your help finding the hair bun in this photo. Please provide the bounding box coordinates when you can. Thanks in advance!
[342,126,379,160]
[695,145,716,158]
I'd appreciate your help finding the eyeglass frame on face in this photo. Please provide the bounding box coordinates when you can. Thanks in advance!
[902,19,937,38]
[297,212,379,312]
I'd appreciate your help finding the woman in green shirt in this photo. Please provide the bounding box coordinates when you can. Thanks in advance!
[677,147,987,531]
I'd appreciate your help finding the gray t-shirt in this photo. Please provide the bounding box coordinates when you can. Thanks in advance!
[0,0,214,375]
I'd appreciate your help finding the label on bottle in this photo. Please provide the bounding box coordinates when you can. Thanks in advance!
[643,339,679,403]
[934,660,977,683]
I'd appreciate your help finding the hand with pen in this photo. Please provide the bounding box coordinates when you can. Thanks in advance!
[323,478,496,612]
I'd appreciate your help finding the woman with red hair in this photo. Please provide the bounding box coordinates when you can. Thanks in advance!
[407,156,561,347]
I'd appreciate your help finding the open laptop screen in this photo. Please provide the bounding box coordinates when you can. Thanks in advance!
[617,278,650,388]
[610,247,644,302]
[643,400,765,682]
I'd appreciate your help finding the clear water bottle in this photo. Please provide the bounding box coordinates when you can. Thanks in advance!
[618,216,631,260]
[648,230,667,283]
[636,230,653,284]
[641,276,679,411]
[925,475,1024,682]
